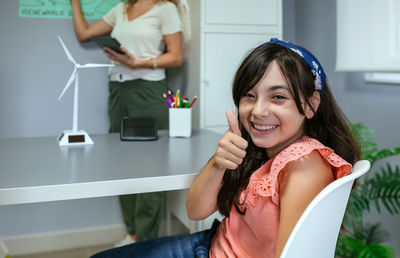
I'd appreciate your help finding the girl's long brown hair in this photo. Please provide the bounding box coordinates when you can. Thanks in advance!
[217,44,361,217]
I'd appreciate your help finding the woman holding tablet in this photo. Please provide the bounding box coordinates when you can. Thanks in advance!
[70,0,183,246]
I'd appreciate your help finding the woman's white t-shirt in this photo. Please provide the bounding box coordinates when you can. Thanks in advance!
[103,2,182,82]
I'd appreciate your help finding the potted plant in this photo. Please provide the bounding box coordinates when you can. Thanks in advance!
[335,123,400,257]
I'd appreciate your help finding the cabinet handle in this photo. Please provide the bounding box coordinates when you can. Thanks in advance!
[204,79,210,87]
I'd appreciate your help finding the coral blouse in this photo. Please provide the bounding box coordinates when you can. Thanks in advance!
[209,136,352,258]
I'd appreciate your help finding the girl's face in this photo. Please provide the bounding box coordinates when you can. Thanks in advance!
[239,60,310,157]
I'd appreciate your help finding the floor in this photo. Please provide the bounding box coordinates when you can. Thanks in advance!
[11,218,189,258]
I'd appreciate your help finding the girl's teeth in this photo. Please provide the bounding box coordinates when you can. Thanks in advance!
[254,124,277,130]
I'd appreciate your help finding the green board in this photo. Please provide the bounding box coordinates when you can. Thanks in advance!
[19,0,122,20]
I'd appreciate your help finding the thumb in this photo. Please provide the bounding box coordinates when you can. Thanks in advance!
[226,110,241,136]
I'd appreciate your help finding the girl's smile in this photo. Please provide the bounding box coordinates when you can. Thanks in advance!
[251,123,278,134]
[239,60,313,157]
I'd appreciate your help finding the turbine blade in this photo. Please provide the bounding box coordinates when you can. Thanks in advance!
[58,68,77,101]
[58,35,77,65]
[80,63,114,68]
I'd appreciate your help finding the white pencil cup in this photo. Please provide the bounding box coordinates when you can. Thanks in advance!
[169,108,192,137]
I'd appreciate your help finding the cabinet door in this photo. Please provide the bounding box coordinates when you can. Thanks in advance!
[203,0,280,26]
[202,33,275,131]
[337,0,400,71]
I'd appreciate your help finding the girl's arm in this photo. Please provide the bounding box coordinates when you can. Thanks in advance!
[274,150,334,258]
[186,155,226,220]
[71,0,113,41]
[104,32,183,69]
[187,110,248,220]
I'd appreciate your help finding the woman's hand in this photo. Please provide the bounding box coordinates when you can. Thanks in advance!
[213,110,248,170]
[104,46,145,68]
[70,0,112,41]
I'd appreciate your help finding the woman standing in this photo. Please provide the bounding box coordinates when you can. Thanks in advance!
[70,0,183,245]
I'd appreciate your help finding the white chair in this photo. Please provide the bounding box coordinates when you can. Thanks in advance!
[280,160,371,258]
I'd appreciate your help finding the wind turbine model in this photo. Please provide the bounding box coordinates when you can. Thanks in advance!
[57,35,113,146]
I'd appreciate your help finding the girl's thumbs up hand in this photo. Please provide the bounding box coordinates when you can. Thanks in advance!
[226,109,241,136]
[213,110,248,170]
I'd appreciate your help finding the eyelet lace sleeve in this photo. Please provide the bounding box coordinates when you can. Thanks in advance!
[242,136,352,208]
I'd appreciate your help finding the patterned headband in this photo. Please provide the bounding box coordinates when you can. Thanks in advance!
[262,38,326,93]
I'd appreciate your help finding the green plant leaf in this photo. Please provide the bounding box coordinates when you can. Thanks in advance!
[336,234,359,258]
[338,123,400,257]
[335,234,394,258]
[348,123,380,165]
[367,164,400,215]
[353,223,391,244]
[358,243,394,258]
[375,148,400,161]
[348,189,370,219]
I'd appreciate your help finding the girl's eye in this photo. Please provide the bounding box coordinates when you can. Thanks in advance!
[243,93,255,98]
[272,95,286,100]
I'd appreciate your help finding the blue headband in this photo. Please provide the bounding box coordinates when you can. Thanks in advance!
[262,38,326,93]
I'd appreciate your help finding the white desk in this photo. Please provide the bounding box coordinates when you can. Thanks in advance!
[0,129,221,205]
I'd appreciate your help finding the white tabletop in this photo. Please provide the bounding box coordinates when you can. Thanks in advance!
[0,129,222,205]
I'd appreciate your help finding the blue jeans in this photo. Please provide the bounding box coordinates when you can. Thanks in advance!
[91,220,220,258]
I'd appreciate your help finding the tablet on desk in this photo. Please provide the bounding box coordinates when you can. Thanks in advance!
[120,116,158,141]
[91,36,123,54]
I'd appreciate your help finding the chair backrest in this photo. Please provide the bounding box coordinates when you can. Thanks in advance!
[280,160,371,258]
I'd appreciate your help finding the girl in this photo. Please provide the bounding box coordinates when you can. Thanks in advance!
[91,38,360,258]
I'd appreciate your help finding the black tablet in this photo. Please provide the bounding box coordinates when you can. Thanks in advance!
[120,116,158,141]
[91,36,123,54]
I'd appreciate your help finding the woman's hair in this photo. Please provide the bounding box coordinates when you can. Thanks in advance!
[126,0,178,8]
[217,43,361,217]
[125,0,178,15]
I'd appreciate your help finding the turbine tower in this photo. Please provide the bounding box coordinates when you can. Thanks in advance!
[57,36,113,146]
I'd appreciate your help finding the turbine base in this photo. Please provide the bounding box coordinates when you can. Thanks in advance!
[57,130,94,146]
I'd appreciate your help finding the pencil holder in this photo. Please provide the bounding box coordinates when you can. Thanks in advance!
[169,108,192,137]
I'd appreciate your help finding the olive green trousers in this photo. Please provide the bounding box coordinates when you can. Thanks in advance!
[108,79,168,241]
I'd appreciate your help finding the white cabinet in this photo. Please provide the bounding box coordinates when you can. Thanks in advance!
[202,33,271,131]
[203,0,281,27]
[336,0,400,72]
[187,0,283,133]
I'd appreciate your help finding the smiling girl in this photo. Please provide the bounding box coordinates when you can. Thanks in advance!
[91,39,360,258]
[187,38,360,258]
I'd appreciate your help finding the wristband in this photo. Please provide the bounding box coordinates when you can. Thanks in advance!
[152,57,158,69]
